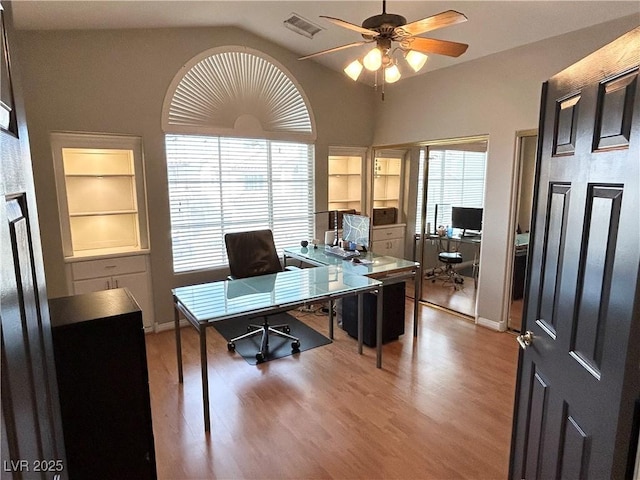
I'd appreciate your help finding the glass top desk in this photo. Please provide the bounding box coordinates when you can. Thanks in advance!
[283,245,422,338]
[172,265,382,432]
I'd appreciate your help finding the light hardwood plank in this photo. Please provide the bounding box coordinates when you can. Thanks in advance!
[146,295,518,479]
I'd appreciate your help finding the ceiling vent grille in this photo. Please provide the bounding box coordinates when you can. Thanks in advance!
[283,13,323,39]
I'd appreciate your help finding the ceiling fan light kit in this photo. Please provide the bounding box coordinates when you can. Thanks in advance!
[384,64,401,83]
[299,0,469,99]
[344,59,364,81]
[405,50,428,72]
[363,46,383,71]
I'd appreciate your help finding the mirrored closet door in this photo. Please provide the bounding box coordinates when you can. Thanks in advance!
[415,138,488,318]
[508,130,537,332]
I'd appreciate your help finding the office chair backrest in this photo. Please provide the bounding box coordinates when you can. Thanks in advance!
[224,229,283,279]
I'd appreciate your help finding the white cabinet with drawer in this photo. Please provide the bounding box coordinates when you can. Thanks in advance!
[68,254,154,329]
[371,224,406,258]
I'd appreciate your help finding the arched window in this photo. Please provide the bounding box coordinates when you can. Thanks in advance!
[163,47,316,272]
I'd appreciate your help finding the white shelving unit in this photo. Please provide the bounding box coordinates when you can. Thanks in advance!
[52,134,149,258]
[328,147,366,213]
[371,149,406,258]
[373,154,402,210]
[52,132,154,329]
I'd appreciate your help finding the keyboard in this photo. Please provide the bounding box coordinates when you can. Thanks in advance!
[325,246,359,259]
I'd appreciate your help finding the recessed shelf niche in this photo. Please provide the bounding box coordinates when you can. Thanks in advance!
[52,133,149,258]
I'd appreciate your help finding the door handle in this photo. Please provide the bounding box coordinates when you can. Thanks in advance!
[516,330,534,350]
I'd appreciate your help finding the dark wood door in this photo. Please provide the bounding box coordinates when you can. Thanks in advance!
[1,2,66,478]
[510,27,640,479]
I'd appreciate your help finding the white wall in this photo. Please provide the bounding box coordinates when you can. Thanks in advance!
[14,26,376,327]
[371,15,639,329]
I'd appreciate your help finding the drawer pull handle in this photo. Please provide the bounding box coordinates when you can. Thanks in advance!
[105,265,117,269]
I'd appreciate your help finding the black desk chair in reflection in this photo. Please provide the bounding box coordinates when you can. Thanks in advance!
[432,235,465,290]
[224,229,300,363]
[438,250,464,289]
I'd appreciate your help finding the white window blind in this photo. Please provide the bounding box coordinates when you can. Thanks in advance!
[166,134,314,272]
[415,148,487,234]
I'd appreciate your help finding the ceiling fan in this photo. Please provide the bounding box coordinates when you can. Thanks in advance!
[299,1,468,91]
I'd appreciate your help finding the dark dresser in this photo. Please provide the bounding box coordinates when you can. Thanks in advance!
[49,288,157,479]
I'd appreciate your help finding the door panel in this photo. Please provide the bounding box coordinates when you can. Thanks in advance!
[560,413,588,479]
[510,27,640,479]
[537,183,571,337]
[571,185,622,377]
[1,3,66,477]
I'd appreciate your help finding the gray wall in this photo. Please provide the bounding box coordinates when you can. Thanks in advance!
[14,14,640,330]
[15,26,376,326]
[372,14,639,329]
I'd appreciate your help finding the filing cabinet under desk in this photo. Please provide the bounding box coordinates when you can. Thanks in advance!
[341,281,406,347]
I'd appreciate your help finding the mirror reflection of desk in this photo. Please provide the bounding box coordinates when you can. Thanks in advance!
[429,233,482,287]
[513,233,529,300]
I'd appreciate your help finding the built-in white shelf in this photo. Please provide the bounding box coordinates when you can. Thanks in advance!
[328,147,366,214]
[52,133,149,258]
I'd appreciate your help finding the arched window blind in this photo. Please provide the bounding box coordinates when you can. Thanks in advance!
[163,47,315,273]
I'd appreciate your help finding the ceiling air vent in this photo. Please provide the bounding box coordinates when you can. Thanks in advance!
[283,13,323,39]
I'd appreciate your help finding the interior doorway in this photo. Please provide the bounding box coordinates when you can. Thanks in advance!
[507,130,537,332]
[415,137,488,318]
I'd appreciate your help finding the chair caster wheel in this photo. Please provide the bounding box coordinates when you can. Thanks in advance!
[292,340,301,353]
[256,352,265,363]
[283,326,291,334]
[227,342,235,351]
[246,326,253,332]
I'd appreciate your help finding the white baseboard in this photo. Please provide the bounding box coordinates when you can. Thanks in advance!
[476,316,507,332]
[147,319,189,334]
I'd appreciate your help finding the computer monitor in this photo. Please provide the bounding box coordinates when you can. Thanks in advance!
[451,207,483,235]
[342,214,371,250]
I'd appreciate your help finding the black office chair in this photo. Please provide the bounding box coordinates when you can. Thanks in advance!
[432,235,465,290]
[224,229,300,363]
[438,251,464,289]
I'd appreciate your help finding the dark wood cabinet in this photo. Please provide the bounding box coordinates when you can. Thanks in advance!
[49,288,157,479]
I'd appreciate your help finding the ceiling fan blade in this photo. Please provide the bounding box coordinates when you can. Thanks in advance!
[395,10,467,38]
[403,37,469,57]
[320,16,380,37]
[298,41,370,61]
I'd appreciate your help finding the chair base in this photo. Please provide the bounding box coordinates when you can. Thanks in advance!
[227,317,300,363]
[430,263,465,290]
[436,251,464,291]
[441,265,465,290]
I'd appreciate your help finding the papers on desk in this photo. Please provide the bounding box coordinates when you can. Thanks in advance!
[354,258,374,265]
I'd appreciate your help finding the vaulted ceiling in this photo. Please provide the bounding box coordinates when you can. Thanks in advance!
[12,1,640,82]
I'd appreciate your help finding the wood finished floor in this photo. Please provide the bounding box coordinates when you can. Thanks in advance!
[145,297,519,479]
[420,275,477,318]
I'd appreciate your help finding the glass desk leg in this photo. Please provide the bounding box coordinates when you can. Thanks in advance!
[414,266,422,337]
[376,287,384,369]
[199,327,210,432]
[174,303,183,383]
[357,293,363,354]
[329,300,334,339]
